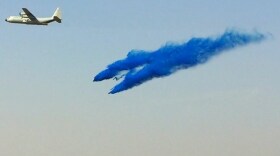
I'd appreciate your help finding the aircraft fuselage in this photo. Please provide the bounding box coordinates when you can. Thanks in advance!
[5,16,54,25]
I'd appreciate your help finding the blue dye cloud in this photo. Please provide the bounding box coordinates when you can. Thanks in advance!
[94,30,266,94]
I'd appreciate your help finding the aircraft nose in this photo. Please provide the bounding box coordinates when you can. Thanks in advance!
[5,18,7,22]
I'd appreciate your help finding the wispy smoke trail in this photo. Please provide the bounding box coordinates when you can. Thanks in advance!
[94,30,266,94]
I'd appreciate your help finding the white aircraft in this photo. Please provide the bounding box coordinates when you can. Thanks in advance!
[5,8,62,25]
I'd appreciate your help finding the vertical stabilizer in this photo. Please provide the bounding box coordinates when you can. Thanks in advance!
[52,8,62,23]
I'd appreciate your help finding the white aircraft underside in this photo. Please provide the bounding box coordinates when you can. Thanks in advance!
[5,17,56,25]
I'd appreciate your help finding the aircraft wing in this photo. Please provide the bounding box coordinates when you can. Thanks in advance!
[22,8,37,19]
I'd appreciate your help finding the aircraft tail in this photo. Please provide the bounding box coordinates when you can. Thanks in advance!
[52,8,62,23]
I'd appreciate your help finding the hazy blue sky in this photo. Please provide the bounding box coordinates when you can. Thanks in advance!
[0,0,279,156]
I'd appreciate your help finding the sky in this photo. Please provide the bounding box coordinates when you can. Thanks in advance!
[0,0,280,156]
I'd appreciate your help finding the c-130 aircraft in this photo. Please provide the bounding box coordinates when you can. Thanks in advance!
[5,8,62,25]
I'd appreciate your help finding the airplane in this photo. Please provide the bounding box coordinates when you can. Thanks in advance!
[113,74,125,81]
[5,8,62,25]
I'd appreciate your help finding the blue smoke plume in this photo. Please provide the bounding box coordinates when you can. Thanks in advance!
[94,30,266,94]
